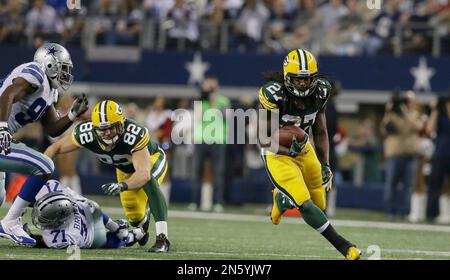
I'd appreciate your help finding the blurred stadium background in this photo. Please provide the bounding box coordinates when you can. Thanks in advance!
[1,0,450,259]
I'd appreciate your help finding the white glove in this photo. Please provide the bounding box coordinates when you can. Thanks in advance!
[101,182,128,196]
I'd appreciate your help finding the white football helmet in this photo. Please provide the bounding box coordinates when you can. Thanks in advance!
[33,43,74,91]
[32,192,76,230]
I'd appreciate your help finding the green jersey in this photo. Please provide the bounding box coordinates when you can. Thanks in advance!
[258,78,331,131]
[72,119,159,173]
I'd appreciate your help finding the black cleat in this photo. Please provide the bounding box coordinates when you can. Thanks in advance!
[139,232,149,246]
[148,234,170,253]
[138,215,150,246]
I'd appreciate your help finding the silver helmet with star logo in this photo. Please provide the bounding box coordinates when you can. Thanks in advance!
[32,191,76,230]
[33,43,74,91]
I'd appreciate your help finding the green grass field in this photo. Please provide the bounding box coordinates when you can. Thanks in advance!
[0,197,449,260]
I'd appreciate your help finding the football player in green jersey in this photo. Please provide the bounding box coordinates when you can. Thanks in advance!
[258,49,361,260]
[45,100,170,253]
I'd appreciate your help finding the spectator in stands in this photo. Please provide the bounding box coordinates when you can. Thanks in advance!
[223,0,244,19]
[425,93,450,224]
[0,0,26,45]
[292,0,318,29]
[402,0,440,55]
[409,101,432,223]
[280,0,317,52]
[320,0,364,56]
[123,102,146,123]
[280,26,311,52]
[363,0,410,55]
[26,0,64,45]
[431,0,450,54]
[61,2,87,46]
[189,76,230,212]
[144,0,174,19]
[264,0,293,53]
[91,0,119,45]
[145,97,173,203]
[165,0,200,50]
[233,0,269,52]
[314,0,348,34]
[115,0,143,45]
[349,117,381,184]
[380,91,423,220]
[201,0,227,50]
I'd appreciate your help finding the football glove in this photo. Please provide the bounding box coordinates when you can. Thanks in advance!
[288,133,308,157]
[68,93,89,121]
[0,122,12,155]
[114,219,130,240]
[322,164,333,192]
[101,182,128,196]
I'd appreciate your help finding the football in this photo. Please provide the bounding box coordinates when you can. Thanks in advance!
[277,125,306,148]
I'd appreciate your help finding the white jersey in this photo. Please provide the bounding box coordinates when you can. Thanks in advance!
[0,62,58,134]
[35,180,95,249]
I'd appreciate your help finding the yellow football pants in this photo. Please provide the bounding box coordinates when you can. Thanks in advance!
[262,141,326,210]
[116,149,168,224]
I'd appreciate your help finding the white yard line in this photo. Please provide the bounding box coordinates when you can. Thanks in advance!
[383,249,450,257]
[103,207,450,233]
[173,251,327,259]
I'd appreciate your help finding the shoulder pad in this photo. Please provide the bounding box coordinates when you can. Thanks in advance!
[72,121,95,147]
[124,120,150,152]
[316,78,332,100]
[315,78,332,111]
[18,62,46,87]
[258,81,284,110]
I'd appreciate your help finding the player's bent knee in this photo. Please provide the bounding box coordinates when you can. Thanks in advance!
[125,212,144,223]
[42,154,55,174]
[121,196,139,211]
[317,200,326,211]
[32,154,55,176]
[120,194,144,223]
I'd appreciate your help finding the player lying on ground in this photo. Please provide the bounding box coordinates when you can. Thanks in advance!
[44,100,170,253]
[26,180,145,249]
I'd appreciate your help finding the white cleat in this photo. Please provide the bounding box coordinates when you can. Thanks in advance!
[0,218,36,247]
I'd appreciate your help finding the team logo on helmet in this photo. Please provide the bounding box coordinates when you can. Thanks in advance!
[283,49,318,98]
[283,56,289,67]
[46,46,59,56]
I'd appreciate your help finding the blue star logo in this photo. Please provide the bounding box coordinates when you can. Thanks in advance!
[47,46,59,55]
